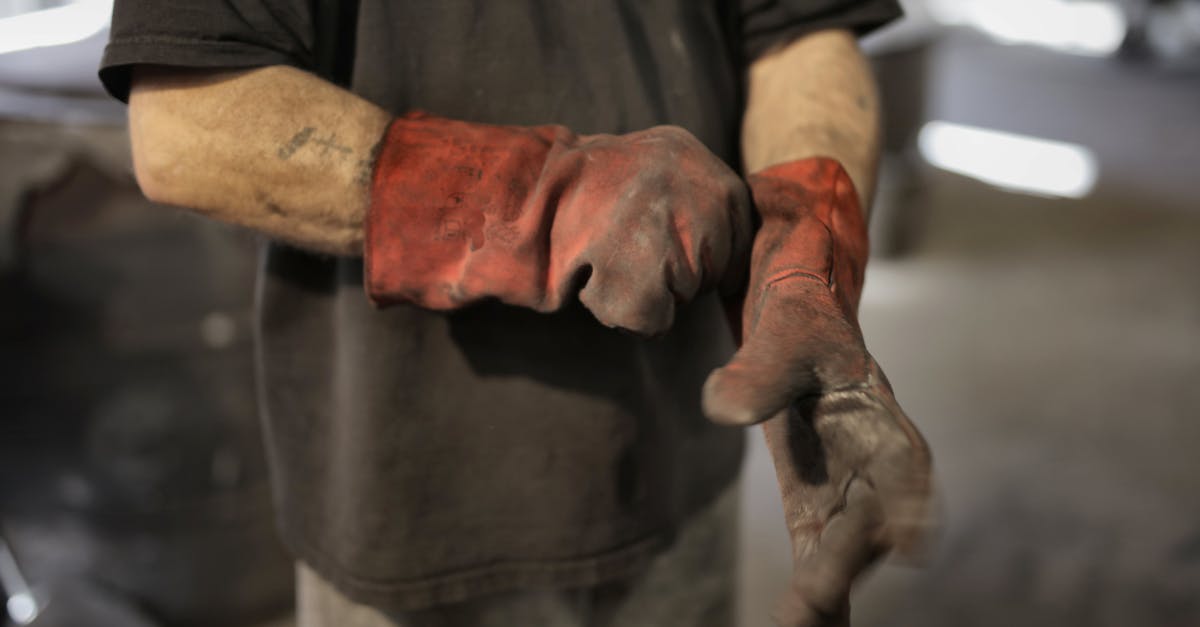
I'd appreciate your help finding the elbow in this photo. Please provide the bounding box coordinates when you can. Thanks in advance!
[131,152,171,205]
[127,89,200,208]
[128,117,177,205]
[127,66,217,207]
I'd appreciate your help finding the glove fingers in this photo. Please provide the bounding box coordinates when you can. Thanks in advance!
[574,193,716,336]
[859,390,937,560]
[807,380,936,561]
[714,179,754,297]
[579,262,677,336]
[830,365,936,560]
[775,478,884,627]
[702,339,811,426]
[879,481,937,560]
[773,599,848,627]
[703,279,865,426]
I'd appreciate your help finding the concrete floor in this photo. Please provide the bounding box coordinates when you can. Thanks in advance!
[737,33,1200,627]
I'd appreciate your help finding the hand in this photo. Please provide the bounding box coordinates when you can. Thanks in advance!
[366,114,752,336]
[703,158,934,626]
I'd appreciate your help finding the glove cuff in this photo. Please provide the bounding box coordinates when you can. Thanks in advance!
[747,157,869,317]
[364,113,567,308]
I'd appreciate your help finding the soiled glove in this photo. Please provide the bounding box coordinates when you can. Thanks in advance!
[365,112,752,335]
[703,157,934,626]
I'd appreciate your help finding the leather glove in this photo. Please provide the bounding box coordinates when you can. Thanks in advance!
[702,157,934,626]
[365,112,752,336]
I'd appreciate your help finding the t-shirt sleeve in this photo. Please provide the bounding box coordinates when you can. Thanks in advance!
[99,0,316,102]
[740,0,903,61]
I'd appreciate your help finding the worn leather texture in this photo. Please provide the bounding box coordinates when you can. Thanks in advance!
[365,113,752,336]
[704,158,934,627]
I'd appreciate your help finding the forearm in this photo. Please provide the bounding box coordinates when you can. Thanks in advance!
[741,29,881,207]
[128,65,392,256]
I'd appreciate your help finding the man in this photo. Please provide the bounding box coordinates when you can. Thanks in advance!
[99,1,933,625]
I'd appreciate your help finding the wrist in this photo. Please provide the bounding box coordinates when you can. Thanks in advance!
[364,113,573,308]
[746,156,868,317]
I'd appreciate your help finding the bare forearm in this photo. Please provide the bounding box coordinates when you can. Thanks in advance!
[741,29,881,206]
[128,65,392,256]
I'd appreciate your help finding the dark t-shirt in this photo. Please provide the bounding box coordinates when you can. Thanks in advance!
[101,0,900,611]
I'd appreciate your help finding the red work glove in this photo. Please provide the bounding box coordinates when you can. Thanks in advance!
[365,113,752,336]
[702,158,934,626]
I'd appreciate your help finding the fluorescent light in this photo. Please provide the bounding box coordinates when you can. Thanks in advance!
[6,592,38,625]
[918,121,1099,198]
[0,0,111,55]
[928,0,1127,57]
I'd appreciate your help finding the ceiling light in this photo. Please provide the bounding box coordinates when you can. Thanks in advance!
[918,121,1099,198]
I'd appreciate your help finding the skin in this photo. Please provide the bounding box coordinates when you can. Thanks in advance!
[742,29,880,205]
[130,65,391,256]
[128,29,878,252]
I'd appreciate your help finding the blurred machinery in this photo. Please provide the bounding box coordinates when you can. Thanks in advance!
[0,3,295,617]
[0,120,294,627]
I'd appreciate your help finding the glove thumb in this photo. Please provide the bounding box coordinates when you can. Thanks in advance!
[703,277,868,427]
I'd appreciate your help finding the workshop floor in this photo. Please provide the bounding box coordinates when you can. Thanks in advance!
[737,33,1200,627]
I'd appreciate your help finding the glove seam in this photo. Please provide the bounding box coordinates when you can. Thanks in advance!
[763,268,831,289]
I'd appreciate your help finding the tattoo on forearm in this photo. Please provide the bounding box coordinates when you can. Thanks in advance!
[278,127,315,160]
[354,159,374,187]
[278,126,379,188]
[355,135,385,187]
[312,132,353,158]
[278,127,356,161]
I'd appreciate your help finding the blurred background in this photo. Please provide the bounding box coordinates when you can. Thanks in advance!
[1,0,1197,625]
